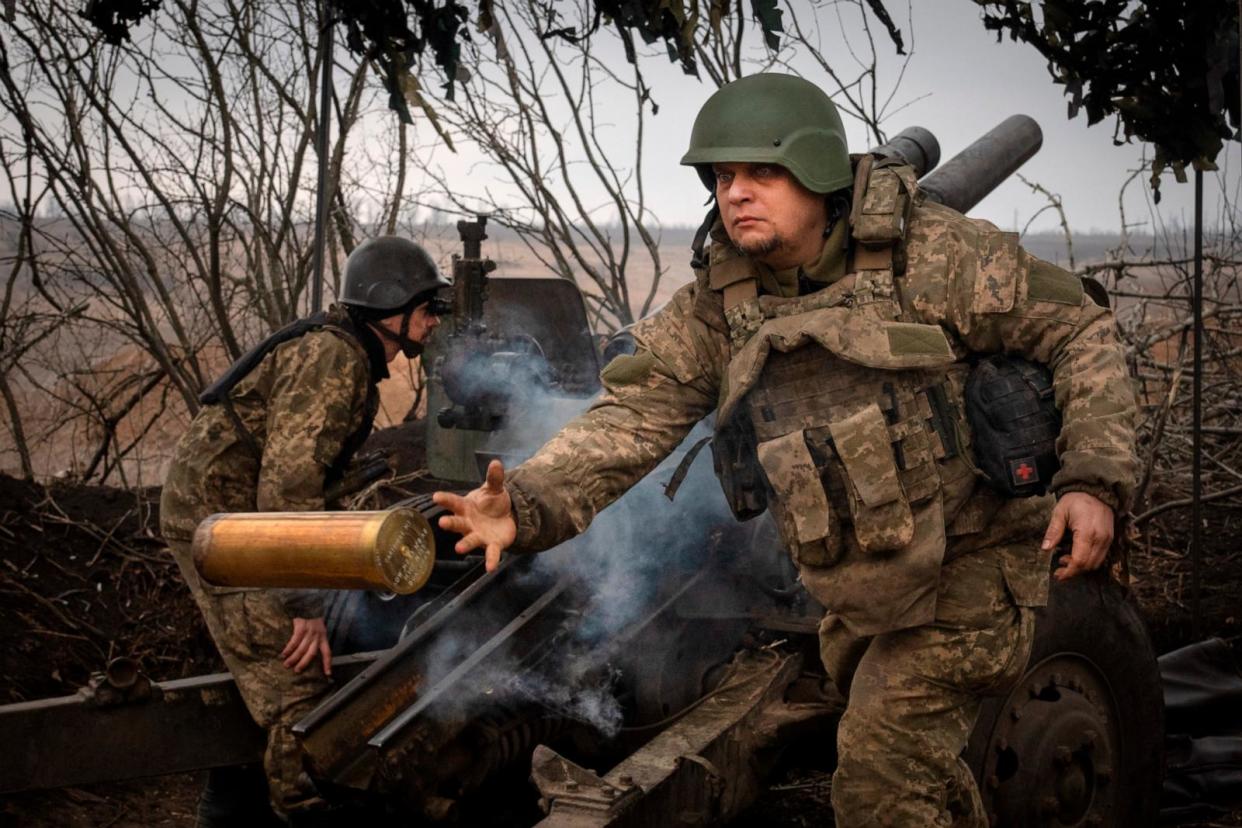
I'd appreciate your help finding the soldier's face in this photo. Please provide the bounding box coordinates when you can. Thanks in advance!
[405,302,440,343]
[375,302,441,362]
[713,162,828,269]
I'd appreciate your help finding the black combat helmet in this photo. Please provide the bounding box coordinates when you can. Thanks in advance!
[340,236,450,358]
[340,235,449,312]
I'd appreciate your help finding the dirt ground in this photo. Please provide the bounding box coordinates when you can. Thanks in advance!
[1128,501,1242,657]
[3,433,1242,826]
[0,475,220,705]
[2,774,203,828]
[0,472,212,827]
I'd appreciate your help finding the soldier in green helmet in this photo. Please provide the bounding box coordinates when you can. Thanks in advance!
[161,236,447,825]
[434,73,1136,826]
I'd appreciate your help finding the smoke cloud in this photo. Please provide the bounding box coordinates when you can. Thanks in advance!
[359,315,760,746]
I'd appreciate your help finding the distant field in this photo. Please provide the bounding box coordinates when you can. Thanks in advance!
[0,224,1171,483]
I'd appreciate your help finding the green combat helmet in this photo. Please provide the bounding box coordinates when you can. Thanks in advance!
[680,73,852,194]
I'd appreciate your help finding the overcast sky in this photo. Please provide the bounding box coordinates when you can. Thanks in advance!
[10,2,1234,240]
[889,2,1236,236]
[544,1,1240,236]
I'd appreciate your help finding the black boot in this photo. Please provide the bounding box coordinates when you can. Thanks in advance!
[197,764,283,827]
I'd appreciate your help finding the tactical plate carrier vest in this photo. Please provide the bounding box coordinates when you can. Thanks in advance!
[199,309,382,486]
[708,159,983,636]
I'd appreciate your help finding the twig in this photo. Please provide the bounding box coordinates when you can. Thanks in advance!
[0,571,110,642]
[1134,483,1242,525]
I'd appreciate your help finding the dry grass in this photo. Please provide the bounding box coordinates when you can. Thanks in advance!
[0,231,698,484]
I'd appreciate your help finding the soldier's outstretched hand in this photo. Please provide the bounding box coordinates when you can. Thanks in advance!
[433,460,517,572]
[1042,491,1115,582]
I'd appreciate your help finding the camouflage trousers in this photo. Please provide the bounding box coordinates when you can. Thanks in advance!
[169,541,333,816]
[819,546,1039,828]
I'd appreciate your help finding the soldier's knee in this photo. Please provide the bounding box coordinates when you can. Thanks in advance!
[833,701,962,826]
[833,710,906,804]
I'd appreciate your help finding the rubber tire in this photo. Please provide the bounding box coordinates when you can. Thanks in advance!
[964,571,1164,827]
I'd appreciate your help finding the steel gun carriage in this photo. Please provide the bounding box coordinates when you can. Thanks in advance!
[0,117,1163,828]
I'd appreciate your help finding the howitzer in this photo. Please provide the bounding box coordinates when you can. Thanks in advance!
[434,216,599,442]
[451,215,493,335]
[435,216,504,431]
[325,450,394,503]
[426,217,604,482]
[0,117,1165,828]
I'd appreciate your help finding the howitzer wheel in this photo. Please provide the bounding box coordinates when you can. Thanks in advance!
[965,571,1163,827]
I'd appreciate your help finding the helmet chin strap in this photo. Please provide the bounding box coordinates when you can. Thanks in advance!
[370,308,423,359]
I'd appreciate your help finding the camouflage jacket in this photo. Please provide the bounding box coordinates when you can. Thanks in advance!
[160,306,386,615]
[506,198,1137,627]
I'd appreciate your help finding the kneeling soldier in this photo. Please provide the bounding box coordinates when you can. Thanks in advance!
[161,237,447,823]
[434,74,1137,826]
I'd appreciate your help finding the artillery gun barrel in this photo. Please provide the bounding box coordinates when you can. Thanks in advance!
[193,509,435,594]
[918,114,1043,214]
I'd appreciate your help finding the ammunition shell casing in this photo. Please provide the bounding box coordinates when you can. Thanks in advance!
[192,509,435,594]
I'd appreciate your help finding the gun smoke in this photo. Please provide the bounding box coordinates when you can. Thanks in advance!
[407,323,747,741]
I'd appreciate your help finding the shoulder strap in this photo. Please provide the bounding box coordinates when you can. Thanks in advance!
[710,255,758,311]
[329,321,383,481]
[196,312,332,461]
[198,311,379,474]
[848,157,918,274]
[846,158,923,309]
[198,311,332,405]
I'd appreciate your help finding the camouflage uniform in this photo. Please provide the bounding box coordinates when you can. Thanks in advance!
[504,170,1137,826]
[161,305,385,814]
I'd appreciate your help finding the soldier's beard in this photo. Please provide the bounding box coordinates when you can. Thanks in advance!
[735,231,783,260]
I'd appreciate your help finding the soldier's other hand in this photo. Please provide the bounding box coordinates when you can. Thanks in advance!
[1042,492,1115,582]
[282,617,332,676]
[433,460,517,572]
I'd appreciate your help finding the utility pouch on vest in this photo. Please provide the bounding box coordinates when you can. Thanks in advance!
[851,165,913,250]
[755,431,841,568]
[710,418,768,521]
[827,403,914,552]
[965,355,1061,498]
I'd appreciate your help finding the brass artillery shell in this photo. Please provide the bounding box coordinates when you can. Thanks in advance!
[192,509,435,594]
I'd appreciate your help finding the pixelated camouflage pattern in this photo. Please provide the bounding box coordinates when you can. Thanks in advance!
[901,201,1137,513]
[723,268,960,634]
[828,403,915,551]
[826,548,1036,828]
[161,318,373,545]
[724,299,765,350]
[718,219,852,350]
[169,541,330,814]
[508,192,1137,558]
[719,304,954,423]
[160,314,374,812]
[507,282,728,548]
[502,165,1131,825]
[756,430,841,567]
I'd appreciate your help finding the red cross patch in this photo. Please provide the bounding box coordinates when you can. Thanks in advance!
[1009,457,1039,486]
